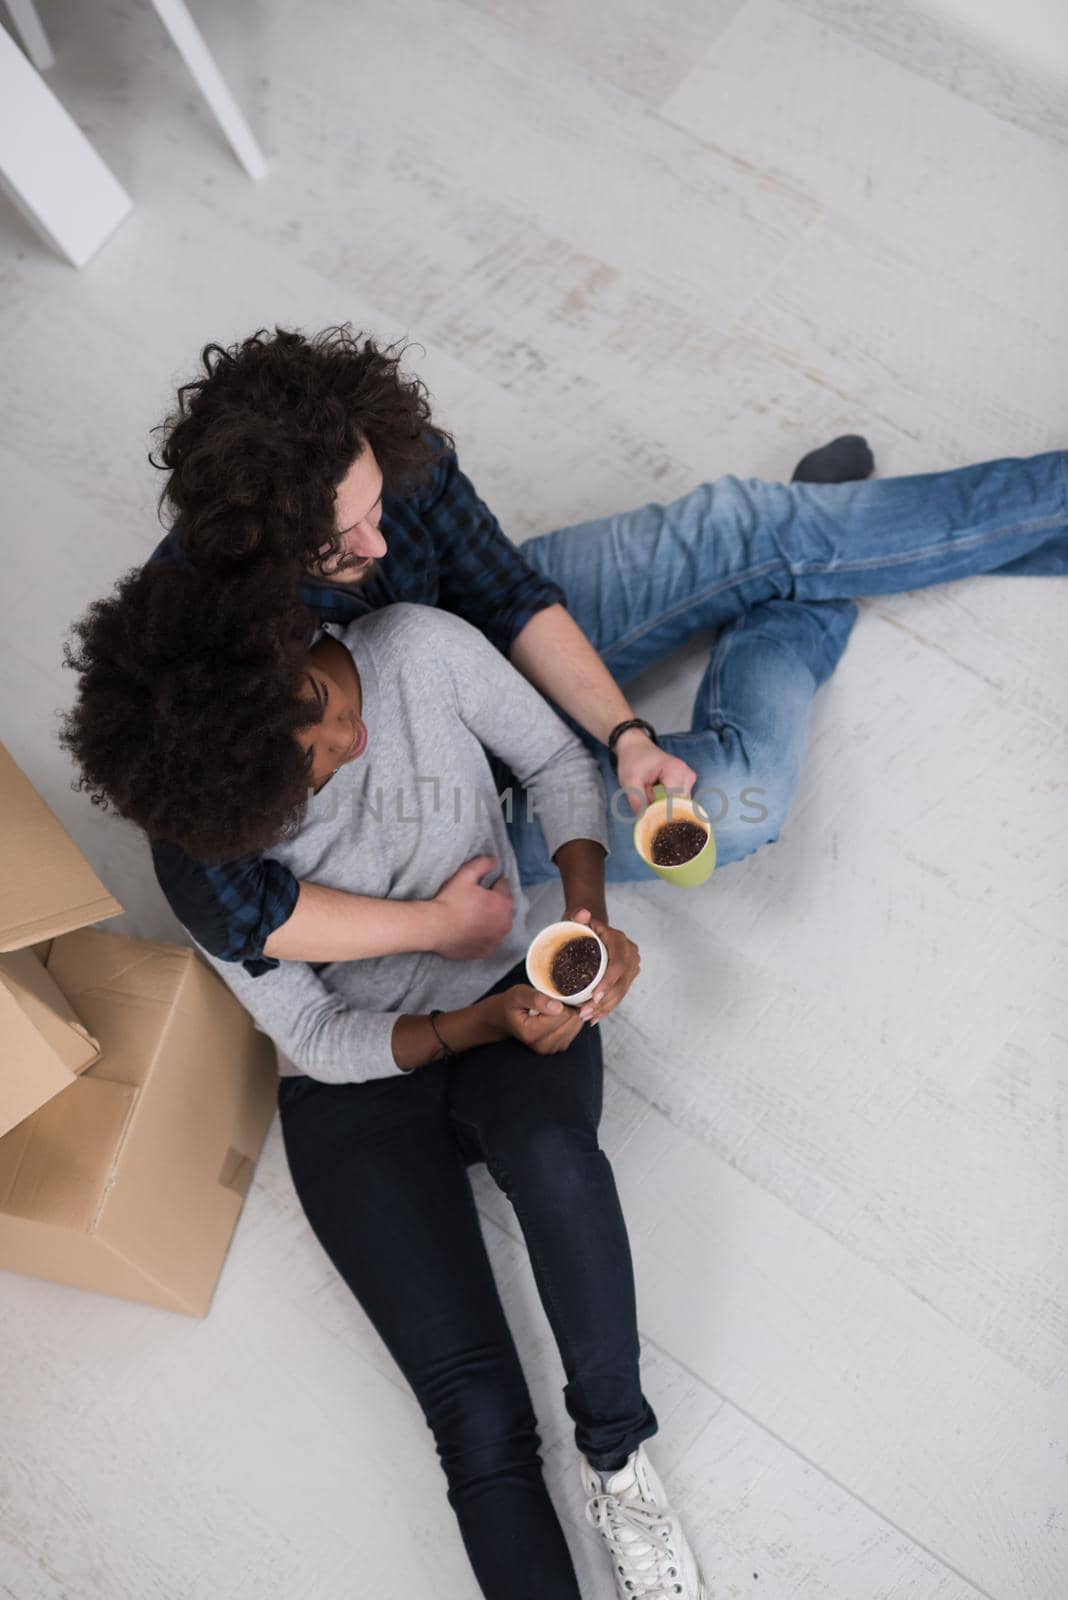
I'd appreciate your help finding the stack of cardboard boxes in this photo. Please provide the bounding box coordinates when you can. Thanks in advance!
[0,742,277,1316]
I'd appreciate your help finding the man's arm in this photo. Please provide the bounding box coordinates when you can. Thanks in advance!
[263,865,511,963]
[510,603,697,812]
[416,445,693,809]
[153,838,512,973]
[263,883,439,962]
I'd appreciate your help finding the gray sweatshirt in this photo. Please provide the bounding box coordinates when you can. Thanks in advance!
[192,602,609,1082]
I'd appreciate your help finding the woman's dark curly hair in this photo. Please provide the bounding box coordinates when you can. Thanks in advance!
[60,559,326,863]
[151,325,455,572]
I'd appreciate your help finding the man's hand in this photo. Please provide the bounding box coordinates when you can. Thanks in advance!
[613,727,697,812]
[431,855,513,959]
[490,985,588,1055]
[561,907,640,1024]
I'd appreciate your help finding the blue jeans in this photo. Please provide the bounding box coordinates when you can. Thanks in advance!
[277,959,655,1600]
[503,452,1068,883]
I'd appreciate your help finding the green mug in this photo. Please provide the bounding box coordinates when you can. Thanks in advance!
[632,784,717,887]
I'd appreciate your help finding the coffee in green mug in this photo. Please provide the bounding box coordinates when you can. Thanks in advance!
[632,784,716,887]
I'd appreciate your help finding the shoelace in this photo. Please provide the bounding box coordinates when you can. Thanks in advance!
[585,1490,686,1597]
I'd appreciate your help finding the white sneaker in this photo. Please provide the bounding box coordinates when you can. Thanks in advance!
[580,1443,706,1598]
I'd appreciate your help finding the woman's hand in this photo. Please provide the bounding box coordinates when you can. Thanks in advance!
[613,728,697,811]
[562,907,640,1024]
[489,985,588,1055]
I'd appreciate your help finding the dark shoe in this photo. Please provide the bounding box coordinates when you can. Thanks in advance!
[791,434,875,484]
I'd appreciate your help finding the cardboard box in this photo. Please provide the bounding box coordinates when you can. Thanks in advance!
[0,928,277,1316]
[0,742,120,1135]
[0,944,101,1132]
[0,745,278,1316]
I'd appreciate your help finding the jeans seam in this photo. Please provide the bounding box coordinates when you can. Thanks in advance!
[600,557,783,665]
[792,509,1067,576]
[707,613,733,718]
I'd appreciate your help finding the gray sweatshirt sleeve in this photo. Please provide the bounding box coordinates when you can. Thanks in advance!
[428,608,611,861]
[195,941,408,1085]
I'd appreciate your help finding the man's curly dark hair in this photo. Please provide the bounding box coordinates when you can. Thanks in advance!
[59,559,325,863]
[150,324,455,573]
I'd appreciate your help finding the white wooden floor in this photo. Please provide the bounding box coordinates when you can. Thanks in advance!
[1,2,1066,1597]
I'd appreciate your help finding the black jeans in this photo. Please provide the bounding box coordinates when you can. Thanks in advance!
[276,960,657,1600]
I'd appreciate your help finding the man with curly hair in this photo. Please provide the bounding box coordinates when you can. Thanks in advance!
[145,325,1067,1003]
[60,560,707,1600]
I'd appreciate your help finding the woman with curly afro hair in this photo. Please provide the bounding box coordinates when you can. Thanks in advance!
[60,558,325,862]
[59,557,709,1600]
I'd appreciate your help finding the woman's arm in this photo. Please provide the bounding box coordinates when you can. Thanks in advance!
[199,932,577,1081]
[394,986,586,1069]
[393,996,504,1069]
[553,836,608,923]
[198,935,495,1083]
[197,943,411,1083]
[155,836,511,971]
[552,837,640,1025]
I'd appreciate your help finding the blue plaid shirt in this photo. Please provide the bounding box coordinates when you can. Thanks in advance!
[148,445,565,974]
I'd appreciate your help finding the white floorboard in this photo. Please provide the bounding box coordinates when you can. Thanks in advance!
[0,0,1065,1597]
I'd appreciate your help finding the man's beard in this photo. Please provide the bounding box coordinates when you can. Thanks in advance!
[313,556,380,589]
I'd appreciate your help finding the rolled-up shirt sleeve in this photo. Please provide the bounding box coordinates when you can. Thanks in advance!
[419,447,566,655]
[151,840,299,976]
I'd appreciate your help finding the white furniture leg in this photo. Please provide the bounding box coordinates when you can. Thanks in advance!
[2,0,55,72]
[147,0,268,180]
[0,26,132,266]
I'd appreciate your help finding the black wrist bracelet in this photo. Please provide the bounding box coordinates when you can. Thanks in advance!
[427,1009,456,1062]
[607,717,657,772]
